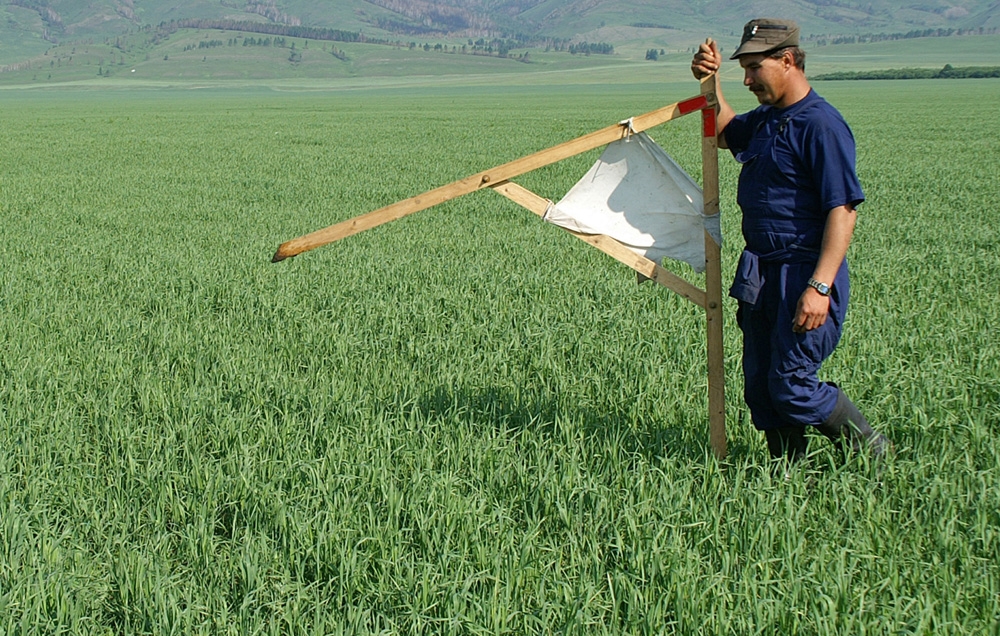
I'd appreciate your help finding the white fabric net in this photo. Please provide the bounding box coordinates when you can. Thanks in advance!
[543,132,721,273]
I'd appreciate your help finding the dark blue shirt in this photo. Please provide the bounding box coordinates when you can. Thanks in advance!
[724,90,864,256]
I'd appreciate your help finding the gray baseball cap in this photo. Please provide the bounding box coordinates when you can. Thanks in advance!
[730,19,800,59]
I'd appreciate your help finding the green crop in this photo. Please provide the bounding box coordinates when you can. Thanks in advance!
[0,80,998,634]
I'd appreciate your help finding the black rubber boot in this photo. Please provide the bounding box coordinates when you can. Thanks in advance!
[764,426,809,463]
[816,389,892,456]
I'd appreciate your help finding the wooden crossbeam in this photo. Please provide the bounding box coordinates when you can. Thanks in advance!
[271,94,714,263]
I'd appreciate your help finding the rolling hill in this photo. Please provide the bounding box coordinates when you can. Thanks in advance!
[1,0,998,83]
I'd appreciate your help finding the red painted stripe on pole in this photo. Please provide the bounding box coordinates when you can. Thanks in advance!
[678,96,708,115]
[702,108,717,138]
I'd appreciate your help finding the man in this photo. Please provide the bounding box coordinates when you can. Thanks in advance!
[691,19,891,462]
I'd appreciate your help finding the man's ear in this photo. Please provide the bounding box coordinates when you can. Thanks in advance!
[780,49,794,70]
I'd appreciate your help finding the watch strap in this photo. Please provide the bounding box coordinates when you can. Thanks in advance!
[807,277,831,296]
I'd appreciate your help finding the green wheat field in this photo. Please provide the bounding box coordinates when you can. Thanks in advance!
[1,79,998,633]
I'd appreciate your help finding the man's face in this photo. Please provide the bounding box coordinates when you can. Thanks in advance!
[738,52,789,106]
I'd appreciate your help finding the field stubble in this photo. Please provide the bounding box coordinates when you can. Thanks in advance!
[0,81,998,633]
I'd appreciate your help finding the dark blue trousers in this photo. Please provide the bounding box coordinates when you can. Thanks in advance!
[736,260,849,431]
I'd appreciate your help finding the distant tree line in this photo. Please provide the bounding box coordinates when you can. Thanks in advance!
[812,27,998,46]
[812,64,1000,80]
[151,19,611,61]
[402,35,613,57]
[567,42,613,55]
[183,40,224,51]
[241,37,290,48]
[631,23,675,30]
[463,37,523,57]
[174,35,349,61]
[156,19,388,46]
[377,20,615,56]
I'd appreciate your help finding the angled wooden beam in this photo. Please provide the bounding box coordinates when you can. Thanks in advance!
[271,94,714,262]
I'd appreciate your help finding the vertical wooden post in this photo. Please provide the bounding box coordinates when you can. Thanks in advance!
[700,74,727,459]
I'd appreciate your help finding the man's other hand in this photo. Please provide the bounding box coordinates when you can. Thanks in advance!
[692,39,722,79]
[793,288,831,333]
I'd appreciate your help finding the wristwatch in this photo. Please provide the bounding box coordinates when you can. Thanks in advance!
[807,277,831,296]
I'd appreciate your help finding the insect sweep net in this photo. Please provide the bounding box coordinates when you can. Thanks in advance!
[543,132,721,273]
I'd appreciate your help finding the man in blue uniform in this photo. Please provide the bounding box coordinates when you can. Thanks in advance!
[691,19,891,462]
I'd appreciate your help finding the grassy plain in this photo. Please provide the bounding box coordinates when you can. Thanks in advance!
[0,78,998,633]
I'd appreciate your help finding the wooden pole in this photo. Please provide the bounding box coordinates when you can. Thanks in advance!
[700,74,727,459]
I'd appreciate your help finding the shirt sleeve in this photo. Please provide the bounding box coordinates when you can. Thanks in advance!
[723,109,758,155]
[805,115,865,212]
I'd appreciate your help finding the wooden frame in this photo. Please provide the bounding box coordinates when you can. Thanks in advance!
[273,76,727,459]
